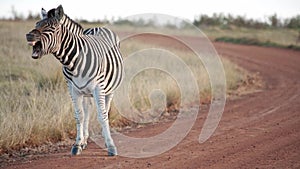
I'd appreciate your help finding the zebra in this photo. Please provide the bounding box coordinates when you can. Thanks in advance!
[26,5,123,156]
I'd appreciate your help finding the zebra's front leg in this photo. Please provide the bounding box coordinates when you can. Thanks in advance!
[69,87,85,155]
[82,96,92,150]
[93,87,117,156]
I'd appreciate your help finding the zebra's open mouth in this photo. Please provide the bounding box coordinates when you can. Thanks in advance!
[31,41,42,59]
[26,30,42,59]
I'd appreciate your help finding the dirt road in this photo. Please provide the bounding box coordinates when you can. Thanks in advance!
[4,42,300,169]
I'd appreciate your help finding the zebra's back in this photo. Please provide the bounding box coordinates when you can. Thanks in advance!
[83,27,120,48]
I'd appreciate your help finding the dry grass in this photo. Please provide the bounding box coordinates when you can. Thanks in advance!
[0,21,75,152]
[202,26,300,47]
[0,20,248,152]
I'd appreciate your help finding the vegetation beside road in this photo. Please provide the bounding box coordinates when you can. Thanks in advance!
[0,18,274,155]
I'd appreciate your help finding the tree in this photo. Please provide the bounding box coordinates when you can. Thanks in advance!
[27,11,40,21]
[285,15,300,29]
[269,14,279,27]
[11,6,23,20]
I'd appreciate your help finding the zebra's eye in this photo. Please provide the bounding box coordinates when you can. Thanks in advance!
[36,21,47,29]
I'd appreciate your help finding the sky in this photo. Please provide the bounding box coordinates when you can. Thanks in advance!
[0,0,299,22]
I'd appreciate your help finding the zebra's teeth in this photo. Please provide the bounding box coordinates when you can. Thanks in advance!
[28,41,36,46]
[32,51,39,58]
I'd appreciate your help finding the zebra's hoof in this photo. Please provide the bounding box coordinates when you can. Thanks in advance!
[71,144,82,155]
[81,143,87,150]
[107,146,118,156]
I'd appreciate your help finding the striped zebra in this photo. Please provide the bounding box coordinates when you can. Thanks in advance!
[26,5,123,156]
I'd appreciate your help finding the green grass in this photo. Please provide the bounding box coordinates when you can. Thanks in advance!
[0,20,249,153]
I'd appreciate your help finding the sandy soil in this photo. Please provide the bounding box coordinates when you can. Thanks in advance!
[2,39,300,169]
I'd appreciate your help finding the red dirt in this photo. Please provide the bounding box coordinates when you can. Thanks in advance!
[2,40,300,168]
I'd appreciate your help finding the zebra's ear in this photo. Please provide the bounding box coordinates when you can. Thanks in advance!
[55,5,64,20]
[41,8,47,19]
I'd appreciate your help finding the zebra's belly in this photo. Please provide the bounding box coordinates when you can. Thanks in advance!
[67,76,116,96]
[67,77,97,95]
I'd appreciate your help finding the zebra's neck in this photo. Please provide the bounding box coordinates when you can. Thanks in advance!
[54,22,83,71]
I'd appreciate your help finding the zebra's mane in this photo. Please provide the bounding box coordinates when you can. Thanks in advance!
[61,14,84,34]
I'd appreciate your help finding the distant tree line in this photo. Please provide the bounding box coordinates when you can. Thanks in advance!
[112,14,300,29]
[193,13,300,29]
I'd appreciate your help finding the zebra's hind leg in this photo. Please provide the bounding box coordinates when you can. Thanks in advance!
[93,88,117,156]
[101,120,117,156]
[103,93,115,154]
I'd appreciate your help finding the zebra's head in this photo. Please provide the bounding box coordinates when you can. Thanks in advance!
[26,5,64,59]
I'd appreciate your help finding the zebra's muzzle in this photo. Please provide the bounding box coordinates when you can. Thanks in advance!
[26,30,41,44]
[26,30,42,59]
